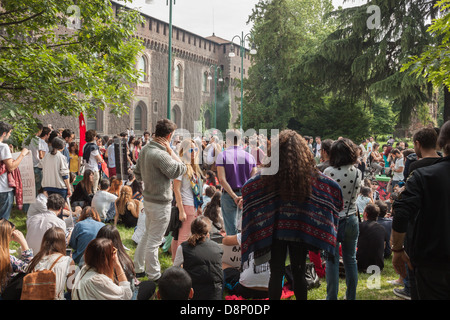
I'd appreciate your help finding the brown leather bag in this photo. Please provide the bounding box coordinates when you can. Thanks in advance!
[20,254,64,300]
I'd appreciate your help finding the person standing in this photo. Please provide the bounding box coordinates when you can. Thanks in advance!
[390,149,404,191]
[133,119,186,281]
[323,138,362,300]
[106,136,117,177]
[317,139,333,172]
[82,130,104,194]
[171,139,204,262]
[241,130,343,300]
[27,123,44,204]
[391,120,450,300]
[408,127,441,174]
[314,136,322,164]
[0,122,29,220]
[39,137,72,200]
[216,130,256,236]
[61,129,74,166]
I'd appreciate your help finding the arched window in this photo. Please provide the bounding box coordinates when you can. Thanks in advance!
[174,64,182,88]
[172,105,181,128]
[134,104,143,131]
[138,55,147,82]
[134,102,147,132]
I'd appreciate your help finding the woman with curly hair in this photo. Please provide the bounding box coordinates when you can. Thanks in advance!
[241,130,344,300]
[323,138,362,300]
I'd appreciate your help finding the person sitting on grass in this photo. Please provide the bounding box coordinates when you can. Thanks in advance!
[157,266,194,300]
[172,216,223,300]
[69,206,105,266]
[26,227,75,300]
[114,185,140,229]
[222,232,269,300]
[72,238,132,300]
[0,218,33,299]
[26,193,68,255]
[356,203,386,272]
[92,179,117,223]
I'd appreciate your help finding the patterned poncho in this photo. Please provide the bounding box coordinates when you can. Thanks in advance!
[241,171,343,272]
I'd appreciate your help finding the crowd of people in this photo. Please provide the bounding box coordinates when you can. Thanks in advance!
[0,117,450,301]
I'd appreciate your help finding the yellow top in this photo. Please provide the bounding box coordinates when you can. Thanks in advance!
[69,152,79,173]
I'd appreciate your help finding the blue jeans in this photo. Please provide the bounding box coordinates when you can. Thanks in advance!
[0,191,14,220]
[34,167,42,192]
[221,191,241,236]
[326,214,359,300]
[44,187,68,200]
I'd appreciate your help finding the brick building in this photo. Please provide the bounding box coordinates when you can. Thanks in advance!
[39,1,253,137]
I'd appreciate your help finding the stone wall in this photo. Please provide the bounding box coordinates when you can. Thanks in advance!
[36,1,253,138]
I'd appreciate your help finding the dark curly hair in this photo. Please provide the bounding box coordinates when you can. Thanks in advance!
[261,130,317,202]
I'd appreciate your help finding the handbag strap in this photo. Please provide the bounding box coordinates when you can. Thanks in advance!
[31,254,64,273]
[345,169,359,218]
[49,254,65,271]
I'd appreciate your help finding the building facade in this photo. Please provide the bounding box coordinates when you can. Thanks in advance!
[38,1,253,137]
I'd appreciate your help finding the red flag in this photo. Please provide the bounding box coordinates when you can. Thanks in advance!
[79,112,86,157]
[101,160,109,178]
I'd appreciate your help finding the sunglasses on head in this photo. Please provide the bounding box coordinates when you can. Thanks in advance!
[0,218,15,230]
[189,148,199,153]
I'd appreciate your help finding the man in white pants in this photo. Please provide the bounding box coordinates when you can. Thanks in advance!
[133,119,186,281]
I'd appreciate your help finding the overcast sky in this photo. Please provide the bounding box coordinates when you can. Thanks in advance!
[116,0,367,43]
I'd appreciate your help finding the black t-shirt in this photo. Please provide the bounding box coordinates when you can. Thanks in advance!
[357,220,386,272]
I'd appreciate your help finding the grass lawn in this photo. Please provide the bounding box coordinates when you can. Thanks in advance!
[9,207,404,300]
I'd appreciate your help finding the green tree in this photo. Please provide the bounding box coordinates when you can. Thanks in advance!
[0,0,144,144]
[402,0,450,123]
[304,0,439,127]
[243,0,336,131]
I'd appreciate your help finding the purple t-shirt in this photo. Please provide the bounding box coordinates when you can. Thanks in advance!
[216,146,256,190]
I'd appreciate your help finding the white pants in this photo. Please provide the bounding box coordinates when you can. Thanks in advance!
[133,200,171,281]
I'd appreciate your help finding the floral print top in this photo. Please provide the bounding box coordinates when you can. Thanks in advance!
[1,249,33,293]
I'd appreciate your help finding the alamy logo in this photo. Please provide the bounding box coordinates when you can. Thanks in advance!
[367,5,381,30]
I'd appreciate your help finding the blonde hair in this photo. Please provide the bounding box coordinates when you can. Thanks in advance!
[0,219,14,290]
[178,139,203,180]
[116,185,133,215]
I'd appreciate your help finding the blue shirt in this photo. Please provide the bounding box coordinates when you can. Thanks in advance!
[69,217,105,264]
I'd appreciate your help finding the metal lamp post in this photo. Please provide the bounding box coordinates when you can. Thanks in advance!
[166,0,175,121]
[229,32,257,130]
[208,65,223,129]
[145,0,175,120]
